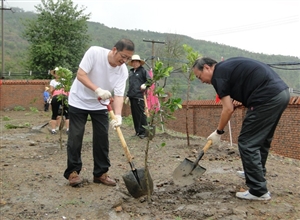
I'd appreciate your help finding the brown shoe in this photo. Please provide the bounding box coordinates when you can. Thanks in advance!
[68,171,83,187]
[93,173,116,186]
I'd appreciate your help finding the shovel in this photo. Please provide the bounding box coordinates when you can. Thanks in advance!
[99,98,153,198]
[31,121,49,131]
[173,140,212,186]
[143,93,155,140]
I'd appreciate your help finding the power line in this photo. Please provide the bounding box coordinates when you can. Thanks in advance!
[192,16,298,38]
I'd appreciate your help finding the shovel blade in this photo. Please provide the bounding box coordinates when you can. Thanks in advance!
[31,122,49,130]
[122,168,153,198]
[173,158,206,186]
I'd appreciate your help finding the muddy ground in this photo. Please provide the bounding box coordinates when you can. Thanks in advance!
[0,110,300,220]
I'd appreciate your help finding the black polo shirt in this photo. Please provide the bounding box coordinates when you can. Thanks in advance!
[212,57,288,108]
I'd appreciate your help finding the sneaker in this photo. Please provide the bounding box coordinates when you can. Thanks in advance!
[237,171,245,179]
[51,130,57,135]
[236,190,271,200]
[68,171,83,187]
[138,134,146,139]
[93,173,116,186]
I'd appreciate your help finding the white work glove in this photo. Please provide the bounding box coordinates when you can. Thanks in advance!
[124,97,130,105]
[207,130,221,145]
[94,88,112,100]
[140,84,146,90]
[110,115,122,130]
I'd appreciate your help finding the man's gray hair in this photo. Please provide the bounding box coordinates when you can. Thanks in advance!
[192,57,217,71]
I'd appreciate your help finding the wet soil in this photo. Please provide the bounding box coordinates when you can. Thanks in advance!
[1,110,300,220]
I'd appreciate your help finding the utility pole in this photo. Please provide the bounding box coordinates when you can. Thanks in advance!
[1,0,13,78]
[143,39,166,69]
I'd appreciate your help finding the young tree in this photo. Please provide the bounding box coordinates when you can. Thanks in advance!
[23,0,90,72]
[53,66,73,149]
[144,60,182,202]
[181,44,201,146]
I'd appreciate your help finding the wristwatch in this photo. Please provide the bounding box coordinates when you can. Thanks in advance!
[216,129,225,135]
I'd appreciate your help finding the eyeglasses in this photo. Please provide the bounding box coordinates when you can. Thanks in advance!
[117,52,131,61]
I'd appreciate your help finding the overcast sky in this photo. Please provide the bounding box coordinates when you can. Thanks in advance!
[5,0,300,58]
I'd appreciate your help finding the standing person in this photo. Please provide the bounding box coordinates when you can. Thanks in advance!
[49,68,70,134]
[64,39,135,187]
[43,86,50,112]
[192,57,290,201]
[125,54,151,139]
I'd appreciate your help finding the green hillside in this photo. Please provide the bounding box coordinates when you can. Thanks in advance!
[1,7,299,100]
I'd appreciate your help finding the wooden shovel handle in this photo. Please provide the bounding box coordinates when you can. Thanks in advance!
[203,140,213,153]
[143,93,150,117]
[106,104,133,163]
[98,98,133,163]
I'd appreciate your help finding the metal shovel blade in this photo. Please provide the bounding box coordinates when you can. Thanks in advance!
[122,167,154,198]
[31,122,49,130]
[173,158,206,186]
[173,140,212,186]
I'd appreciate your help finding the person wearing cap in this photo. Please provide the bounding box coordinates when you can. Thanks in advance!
[43,86,50,111]
[192,56,290,201]
[126,54,152,139]
[64,39,135,187]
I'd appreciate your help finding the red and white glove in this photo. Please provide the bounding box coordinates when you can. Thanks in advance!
[140,84,146,90]
[110,115,122,130]
[94,88,112,100]
[207,130,221,145]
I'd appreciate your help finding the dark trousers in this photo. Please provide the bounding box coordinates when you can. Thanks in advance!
[44,101,49,111]
[63,105,110,179]
[51,95,69,120]
[238,89,290,196]
[129,98,148,135]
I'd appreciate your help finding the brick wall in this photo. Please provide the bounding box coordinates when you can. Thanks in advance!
[1,80,299,160]
[164,99,300,160]
[0,80,51,110]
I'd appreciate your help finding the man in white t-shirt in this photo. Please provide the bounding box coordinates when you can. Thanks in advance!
[63,39,135,187]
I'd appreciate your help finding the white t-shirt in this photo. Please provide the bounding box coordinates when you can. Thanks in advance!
[69,46,128,110]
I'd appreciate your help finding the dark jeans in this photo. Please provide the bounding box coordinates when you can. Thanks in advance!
[63,105,110,179]
[129,97,148,135]
[44,101,49,111]
[238,89,290,196]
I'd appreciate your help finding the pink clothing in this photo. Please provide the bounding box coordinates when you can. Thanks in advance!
[52,88,69,97]
[146,69,160,113]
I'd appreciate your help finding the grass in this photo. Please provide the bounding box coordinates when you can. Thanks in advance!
[2,116,10,121]
[13,106,25,111]
[29,107,39,113]
[5,122,30,129]
[122,115,134,127]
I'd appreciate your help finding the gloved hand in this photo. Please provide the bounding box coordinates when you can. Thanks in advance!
[140,84,146,90]
[207,130,221,145]
[94,88,112,100]
[124,97,130,105]
[110,115,122,130]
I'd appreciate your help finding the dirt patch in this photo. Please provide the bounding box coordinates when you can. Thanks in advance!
[1,110,300,220]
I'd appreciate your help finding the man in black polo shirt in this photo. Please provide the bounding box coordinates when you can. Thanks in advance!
[192,57,290,200]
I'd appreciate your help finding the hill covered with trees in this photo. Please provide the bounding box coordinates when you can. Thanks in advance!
[1,7,299,100]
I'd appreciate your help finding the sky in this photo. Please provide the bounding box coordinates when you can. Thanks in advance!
[5,0,300,58]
